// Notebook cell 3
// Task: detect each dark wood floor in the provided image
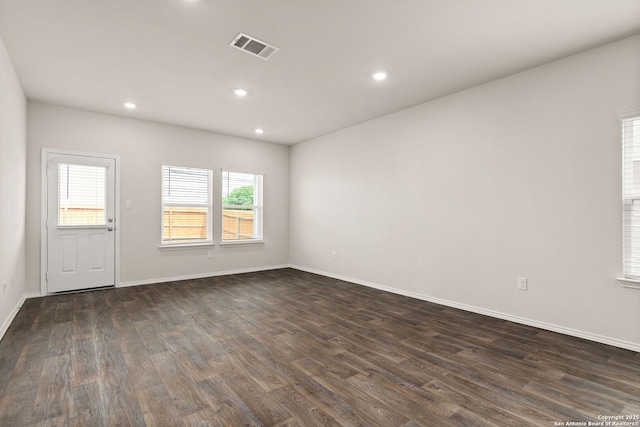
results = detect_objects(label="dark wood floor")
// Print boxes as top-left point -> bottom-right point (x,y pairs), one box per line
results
0,269 -> 638,426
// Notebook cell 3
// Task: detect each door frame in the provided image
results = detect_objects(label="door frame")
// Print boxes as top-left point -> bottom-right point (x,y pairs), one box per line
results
40,148 -> 121,295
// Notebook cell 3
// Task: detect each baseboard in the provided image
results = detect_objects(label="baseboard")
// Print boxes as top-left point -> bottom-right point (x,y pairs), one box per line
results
0,292 -> 41,342
118,264 -> 291,288
290,265 -> 640,353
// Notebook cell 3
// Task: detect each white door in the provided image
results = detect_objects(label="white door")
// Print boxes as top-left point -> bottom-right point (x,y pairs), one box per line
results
45,153 -> 116,293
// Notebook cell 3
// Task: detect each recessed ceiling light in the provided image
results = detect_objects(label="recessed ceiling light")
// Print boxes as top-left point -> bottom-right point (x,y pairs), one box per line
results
255,128 -> 264,134
234,89 -> 247,97
124,102 -> 137,109
372,71 -> 388,81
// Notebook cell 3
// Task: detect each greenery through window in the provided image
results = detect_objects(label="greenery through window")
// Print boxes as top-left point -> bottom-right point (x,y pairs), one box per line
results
222,171 -> 263,241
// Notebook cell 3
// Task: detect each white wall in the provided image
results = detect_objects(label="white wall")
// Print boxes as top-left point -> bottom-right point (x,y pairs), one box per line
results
290,36 -> 640,350
26,103 -> 289,291
0,36 -> 27,337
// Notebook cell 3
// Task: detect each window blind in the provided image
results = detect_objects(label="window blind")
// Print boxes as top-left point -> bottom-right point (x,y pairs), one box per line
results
222,171 -> 263,241
622,116 -> 640,278
58,163 -> 106,226
162,165 -> 213,244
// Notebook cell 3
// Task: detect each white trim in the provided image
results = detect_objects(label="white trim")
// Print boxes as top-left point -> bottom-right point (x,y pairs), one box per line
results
220,240 -> 265,246
41,148 -> 121,296
0,292 -> 41,342
616,277 -> 640,289
118,264 -> 289,288
290,265 -> 640,353
40,151 -> 47,296
159,242 -> 215,250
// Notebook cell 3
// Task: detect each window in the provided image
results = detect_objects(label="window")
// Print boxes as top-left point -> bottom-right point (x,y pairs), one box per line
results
58,163 -> 106,226
161,165 -> 213,245
622,115 -> 640,282
222,171 -> 263,242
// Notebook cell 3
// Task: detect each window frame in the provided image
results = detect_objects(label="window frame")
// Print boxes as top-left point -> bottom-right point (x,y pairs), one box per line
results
160,164 -> 214,248
618,113 -> 640,289
220,170 -> 264,245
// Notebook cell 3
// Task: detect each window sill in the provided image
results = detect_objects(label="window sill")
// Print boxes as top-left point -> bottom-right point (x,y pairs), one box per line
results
616,277 -> 640,290
220,240 -> 265,247
159,242 -> 215,250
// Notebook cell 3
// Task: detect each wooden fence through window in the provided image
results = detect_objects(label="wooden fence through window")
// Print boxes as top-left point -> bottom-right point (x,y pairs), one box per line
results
60,207 -> 255,241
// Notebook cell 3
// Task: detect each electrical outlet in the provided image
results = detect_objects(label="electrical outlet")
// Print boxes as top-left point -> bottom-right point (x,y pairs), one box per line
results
332,251 -> 337,260
517,277 -> 528,290
207,251 -> 213,259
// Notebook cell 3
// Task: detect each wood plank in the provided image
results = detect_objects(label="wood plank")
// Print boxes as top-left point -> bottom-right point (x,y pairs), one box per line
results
0,268 -> 637,426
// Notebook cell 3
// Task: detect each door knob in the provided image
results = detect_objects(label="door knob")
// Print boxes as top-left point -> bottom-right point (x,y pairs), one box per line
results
108,227 -> 113,231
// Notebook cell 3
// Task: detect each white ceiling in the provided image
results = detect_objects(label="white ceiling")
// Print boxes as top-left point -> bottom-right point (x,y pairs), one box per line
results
0,1 -> 638,144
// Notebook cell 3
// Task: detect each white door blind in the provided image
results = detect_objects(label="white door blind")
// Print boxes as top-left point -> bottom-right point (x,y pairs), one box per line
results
58,163 -> 106,226
622,116 -> 640,278
222,171 -> 263,241
162,165 -> 212,244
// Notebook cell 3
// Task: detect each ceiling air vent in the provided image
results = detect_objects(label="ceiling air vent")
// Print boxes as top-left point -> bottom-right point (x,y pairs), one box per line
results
230,33 -> 279,60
